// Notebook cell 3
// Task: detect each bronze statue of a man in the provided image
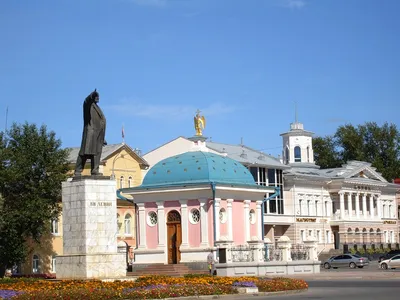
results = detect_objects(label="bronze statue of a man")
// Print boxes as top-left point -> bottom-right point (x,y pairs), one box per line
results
74,89 -> 107,176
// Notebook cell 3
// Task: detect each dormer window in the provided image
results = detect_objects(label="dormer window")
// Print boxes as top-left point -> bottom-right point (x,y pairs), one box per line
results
294,146 -> 301,162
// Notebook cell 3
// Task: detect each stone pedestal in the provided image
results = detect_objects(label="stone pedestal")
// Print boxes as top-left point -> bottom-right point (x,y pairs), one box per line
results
248,240 -> 265,263
56,178 -> 126,279
277,236 -> 292,262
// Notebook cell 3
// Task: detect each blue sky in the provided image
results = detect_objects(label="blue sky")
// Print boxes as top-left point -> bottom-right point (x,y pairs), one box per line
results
0,0 -> 399,157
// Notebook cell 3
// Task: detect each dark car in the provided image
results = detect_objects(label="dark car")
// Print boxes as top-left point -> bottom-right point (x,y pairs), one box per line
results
378,250 -> 400,263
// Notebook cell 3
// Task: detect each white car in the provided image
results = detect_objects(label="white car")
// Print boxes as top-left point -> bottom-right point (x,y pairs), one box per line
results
379,254 -> 400,269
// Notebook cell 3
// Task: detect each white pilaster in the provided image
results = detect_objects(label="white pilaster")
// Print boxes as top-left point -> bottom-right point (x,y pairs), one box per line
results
199,198 -> 209,247
369,194 -> 374,219
347,192 -> 353,218
376,194 -> 382,218
156,201 -> 165,249
244,200 -> 251,242
138,203 -> 147,249
227,199 -> 234,241
362,193 -> 367,219
355,193 -> 360,219
339,192 -> 345,219
215,198 -> 221,241
179,199 -> 189,248
256,200 -> 263,240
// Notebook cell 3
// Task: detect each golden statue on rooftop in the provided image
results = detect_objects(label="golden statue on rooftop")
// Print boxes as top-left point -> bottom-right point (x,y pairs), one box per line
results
194,109 -> 206,136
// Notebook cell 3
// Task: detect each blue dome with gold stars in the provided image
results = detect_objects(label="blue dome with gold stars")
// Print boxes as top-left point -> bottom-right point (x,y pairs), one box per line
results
141,151 -> 256,188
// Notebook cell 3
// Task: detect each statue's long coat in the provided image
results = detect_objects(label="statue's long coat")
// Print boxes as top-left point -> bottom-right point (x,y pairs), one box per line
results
78,95 -> 106,156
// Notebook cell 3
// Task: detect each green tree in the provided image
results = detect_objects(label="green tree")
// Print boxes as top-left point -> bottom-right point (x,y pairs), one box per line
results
314,122 -> 400,181
313,136 -> 343,169
0,123 -> 69,277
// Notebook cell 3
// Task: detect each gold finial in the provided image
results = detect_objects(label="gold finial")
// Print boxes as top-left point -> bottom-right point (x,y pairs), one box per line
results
194,109 -> 206,136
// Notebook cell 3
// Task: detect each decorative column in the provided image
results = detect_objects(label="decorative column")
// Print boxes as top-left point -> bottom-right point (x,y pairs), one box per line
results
377,195 -> 382,218
369,194 -> 375,219
215,198 -> 221,241
227,199 -> 234,241
256,200 -> 263,240
179,199 -> 189,248
199,198 -> 209,247
156,201 -> 165,249
137,203 -> 147,249
362,193 -> 367,219
339,192 -> 345,219
347,192 -> 353,218
355,193 -> 360,219
244,200 -> 251,242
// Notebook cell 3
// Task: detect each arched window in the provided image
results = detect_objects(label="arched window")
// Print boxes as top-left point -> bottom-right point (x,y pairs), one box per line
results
128,176 -> 133,188
120,176 -> 124,189
124,214 -> 132,235
294,146 -> 301,162
32,255 -> 40,274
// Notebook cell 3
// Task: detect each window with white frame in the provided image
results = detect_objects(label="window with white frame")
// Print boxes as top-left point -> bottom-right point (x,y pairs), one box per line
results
51,255 -> 56,273
32,255 -> 40,274
249,209 -> 256,224
308,229 -> 313,237
300,230 -> 305,242
294,146 -> 301,162
317,230 -> 321,243
120,176 -> 124,189
299,199 -> 303,215
325,201 -> 329,216
307,200 -> 311,216
307,146 -> 310,162
124,214 -> 132,235
219,208 -> 227,224
189,208 -> 200,224
384,230 -> 389,243
383,204 -> 386,218
390,231 -> 395,243
51,219 -> 59,234
315,200 -> 319,216
326,230 -> 331,243
128,176 -> 133,188
389,205 -> 392,218
147,211 -> 158,226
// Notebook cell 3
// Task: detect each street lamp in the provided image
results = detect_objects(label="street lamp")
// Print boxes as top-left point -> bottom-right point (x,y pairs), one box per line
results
111,153 -> 125,180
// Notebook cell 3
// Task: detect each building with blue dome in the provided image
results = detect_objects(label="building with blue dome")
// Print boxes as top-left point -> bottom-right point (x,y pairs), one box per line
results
121,137 -> 275,265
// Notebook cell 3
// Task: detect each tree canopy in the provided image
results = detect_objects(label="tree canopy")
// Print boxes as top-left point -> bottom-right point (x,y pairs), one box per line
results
0,122 -> 69,277
313,122 -> 400,181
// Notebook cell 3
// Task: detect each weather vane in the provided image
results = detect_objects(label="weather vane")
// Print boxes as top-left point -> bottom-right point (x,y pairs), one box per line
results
193,109 -> 206,136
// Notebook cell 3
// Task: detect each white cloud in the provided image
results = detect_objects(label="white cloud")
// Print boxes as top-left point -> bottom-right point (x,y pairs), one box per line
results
106,100 -> 236,121
127,0 -> 167,7
281,0 -> 306,9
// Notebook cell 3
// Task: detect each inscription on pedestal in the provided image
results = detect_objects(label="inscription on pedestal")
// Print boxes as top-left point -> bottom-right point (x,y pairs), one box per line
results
90,201 -> 112,207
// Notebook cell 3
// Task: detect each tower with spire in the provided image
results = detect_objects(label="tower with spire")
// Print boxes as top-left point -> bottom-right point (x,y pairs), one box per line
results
280,103 -> 315,166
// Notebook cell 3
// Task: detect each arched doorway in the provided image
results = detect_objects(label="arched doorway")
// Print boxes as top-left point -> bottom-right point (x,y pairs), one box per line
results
167,210 -> 182,264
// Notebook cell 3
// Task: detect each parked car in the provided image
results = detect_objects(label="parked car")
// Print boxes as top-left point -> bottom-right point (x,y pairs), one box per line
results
323,254 -> 369,269
378,250 -> 400,263
379,254 -> 400,269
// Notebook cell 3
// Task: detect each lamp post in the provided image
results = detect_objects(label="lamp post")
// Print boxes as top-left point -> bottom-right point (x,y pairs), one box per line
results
111,153 -> 125,180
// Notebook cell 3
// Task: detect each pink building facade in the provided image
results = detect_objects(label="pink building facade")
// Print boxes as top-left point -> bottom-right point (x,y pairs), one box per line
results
121,140 -> 274,264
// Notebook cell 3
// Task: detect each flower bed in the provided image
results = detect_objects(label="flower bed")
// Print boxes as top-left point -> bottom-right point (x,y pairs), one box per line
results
0,275 -> 308,299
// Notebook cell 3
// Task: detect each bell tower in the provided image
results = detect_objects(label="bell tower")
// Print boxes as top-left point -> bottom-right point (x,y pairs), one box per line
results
280,107 -> 314,166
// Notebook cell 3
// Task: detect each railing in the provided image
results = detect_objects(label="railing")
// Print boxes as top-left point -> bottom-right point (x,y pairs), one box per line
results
229,245 -> 255,262
262,245 -> 283,262
290,244 -> 309,260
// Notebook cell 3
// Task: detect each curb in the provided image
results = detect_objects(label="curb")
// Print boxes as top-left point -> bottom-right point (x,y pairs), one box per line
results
160,289 -> 307,299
